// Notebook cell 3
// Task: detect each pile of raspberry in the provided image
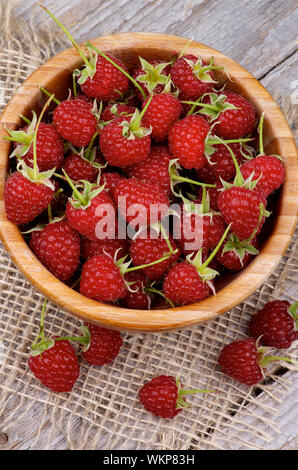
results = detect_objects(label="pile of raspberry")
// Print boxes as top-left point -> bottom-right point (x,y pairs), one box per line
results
4,50 -> 286,309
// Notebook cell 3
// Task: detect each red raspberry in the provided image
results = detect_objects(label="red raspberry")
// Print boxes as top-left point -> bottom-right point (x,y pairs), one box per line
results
217,186 -> 267,240
126,146 -> 172,196
163,261 -> 212,306
139,375 -> 181,418
62,153 -> 99,183
113,178 -> 169,226
101,103 -> 136,122
218,338 -> 263,386
216,235 -> 258,271
82,323 -> 123,365
99,116 -> 151,167
132,58 -> 171,101
30,220 -> 80,281
4,171 -> 54,225
129,232 -> 180,280
53,98 -> 97,147
80,254 -> 127,302
249,300 -> 298,349
196,162 -> 218,184
100,172 -> 126,199
240,155 -> 285,197
66,190 -> 116,241
80,237 -> 128,261
170,54 -> 215,100
208,91 -> 255,139
208,142 -> 245,182
17,123 -> 64,171
139,375 -> 207,419
142,94 -> 182,141
168,115 -> 210,169
120,272 -> 150,309
28,339 -> 80,392
80,53 -> 129,101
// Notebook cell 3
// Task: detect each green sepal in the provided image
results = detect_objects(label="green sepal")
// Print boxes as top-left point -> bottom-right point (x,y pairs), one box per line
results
73,46 -> 97,85
80,325 -> 91,352
30,338 -> 55,357
195,92 -> 239,122
222,233 -> 259,265
69,179 -> 106,210
5,112 -> 38,159
16,160 -> 56,190
136,57 -> 171,93
119,108 -> 152,140
184,58 -> 218,84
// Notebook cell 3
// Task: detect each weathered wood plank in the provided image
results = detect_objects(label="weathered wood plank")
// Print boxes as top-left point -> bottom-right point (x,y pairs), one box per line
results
15,0 -> 298,79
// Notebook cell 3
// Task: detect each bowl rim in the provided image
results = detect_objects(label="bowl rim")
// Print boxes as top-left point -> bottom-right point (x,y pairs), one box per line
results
0,32 -> 297,332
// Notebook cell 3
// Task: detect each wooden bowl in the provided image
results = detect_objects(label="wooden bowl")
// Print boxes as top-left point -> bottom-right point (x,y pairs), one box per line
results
0,33 -> 297,333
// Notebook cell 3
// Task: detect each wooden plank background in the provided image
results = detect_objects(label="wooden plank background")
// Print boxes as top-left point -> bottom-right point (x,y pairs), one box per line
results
1,0 -> 298,450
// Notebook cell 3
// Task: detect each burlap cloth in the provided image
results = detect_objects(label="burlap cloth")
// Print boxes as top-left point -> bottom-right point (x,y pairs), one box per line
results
0,2 -> 297,450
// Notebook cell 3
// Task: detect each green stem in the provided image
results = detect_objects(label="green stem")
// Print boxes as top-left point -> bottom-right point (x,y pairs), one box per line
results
126,249 -> 178,273
39,4 -> 92,71
177,38 -> 193,59
257,112 -> 265,155
30,299 -> 47,349
208,137 -> 253,145
171,173 -> 216,188
39,86 -> 60,105
84,130 -> 99,160
144,287 -> 175,308
19,114 -> 31,125
62,169 -> 88,206
47,203 -> 53,223
201,223 -> 231,269
260,355 -> 298,367
85,41 -> 147,99
72,73 -> 77,98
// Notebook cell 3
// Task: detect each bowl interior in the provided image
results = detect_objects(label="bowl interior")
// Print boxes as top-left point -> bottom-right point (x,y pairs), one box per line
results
0,33 -> 297,332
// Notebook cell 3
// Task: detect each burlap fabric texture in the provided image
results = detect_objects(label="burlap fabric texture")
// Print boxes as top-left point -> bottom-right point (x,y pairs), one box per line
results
0,1 -> 297,450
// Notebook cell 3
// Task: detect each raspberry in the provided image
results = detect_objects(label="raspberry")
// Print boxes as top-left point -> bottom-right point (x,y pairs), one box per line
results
218,338 -> 263,386
53,98 -> 97,147
113,178 -> 169,226
240,155 -> 285,197
129,232 -> 180,280
62,153 -> 99,183
28,339 -> 80,392
82,323 -> 123,365
80,53 -> 129,101
207,91 -> 255,139
163,261 -> 211,306
4,171 -> 54,225
101,103 -> 136,122
99,115 -> 151,167
139,375 -> 182,419
16,122 -> 64,171
120,272 -> 150,309
80,254 -> 127,302
217,186 -> 267,240
168,115 -> 210,169
126,146 -> 172,196
66,188 -> 116,241
170,54 -> 215,100
80,237 -> 128,261
142,94 -> 182,142
30,220 -> 80,281
249,300 -> 298,349
216,235 -> 258,271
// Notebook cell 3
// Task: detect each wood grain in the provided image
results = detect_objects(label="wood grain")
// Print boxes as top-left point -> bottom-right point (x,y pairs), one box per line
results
0,33 -> 297,332
15,0 -> 298,79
